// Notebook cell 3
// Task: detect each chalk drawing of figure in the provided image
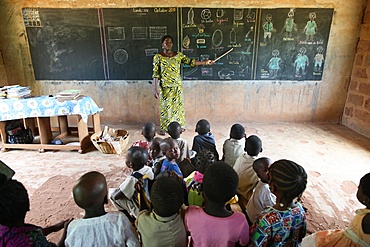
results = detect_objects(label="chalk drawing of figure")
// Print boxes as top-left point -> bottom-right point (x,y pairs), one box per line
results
267,49 -> 282,79
294,47 -> 309,76
187,8 -> 195,25
262,14 -> 274,44
283,9 -> 297,38
314,46 -> 325,72
303,12 -> 317,41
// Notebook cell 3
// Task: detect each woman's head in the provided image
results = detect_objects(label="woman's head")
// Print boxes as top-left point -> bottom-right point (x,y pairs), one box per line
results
202,161 -> 238,204
161,35 -> 174,51
268,159 -> 307,202
0,175 -> 30,226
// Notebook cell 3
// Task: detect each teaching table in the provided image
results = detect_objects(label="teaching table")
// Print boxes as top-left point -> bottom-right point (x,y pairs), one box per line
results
0,96 -> 102,153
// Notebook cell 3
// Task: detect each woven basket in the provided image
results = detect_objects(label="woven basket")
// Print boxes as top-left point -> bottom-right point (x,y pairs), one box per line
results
91,129 -> 129,155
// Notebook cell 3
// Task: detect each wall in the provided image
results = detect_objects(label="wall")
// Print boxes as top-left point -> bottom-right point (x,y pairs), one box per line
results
342,0 -> 370,138
0,0 -> 367,127
0,50 -> 8,86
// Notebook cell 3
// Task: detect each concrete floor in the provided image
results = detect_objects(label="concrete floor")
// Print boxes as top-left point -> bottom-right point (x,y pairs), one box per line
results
1,122 -> 370,240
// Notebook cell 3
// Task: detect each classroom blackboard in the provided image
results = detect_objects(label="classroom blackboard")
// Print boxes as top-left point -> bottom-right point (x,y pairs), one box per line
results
181,8 -> 258,80
255,8 -> 334,80
24,7 -> 333,81
103,8 -> 177,80
180,8 -> 333,81
24,8 -> 177,80
25,9 -> 104,80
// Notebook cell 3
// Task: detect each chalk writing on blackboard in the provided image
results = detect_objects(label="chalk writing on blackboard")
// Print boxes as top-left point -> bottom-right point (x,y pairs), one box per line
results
23,8 -> 41,27
145,48 -> 158,56
132,27 -> 148,40
108,27 -> 125,40
149,26 -> 167,39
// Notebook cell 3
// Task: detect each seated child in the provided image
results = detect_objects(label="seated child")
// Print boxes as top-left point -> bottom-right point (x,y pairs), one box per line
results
233,135 -> 263,204
66,171 -> 140,247
245,157 -> 276,225
110,146 -> 154,219
222,123 -> 246,167
131,122 -> 156,150
149,137 -> 164,169
132,122 -> 156,162
186,149 -> 216,206
191,119 -> 219,160
185,161 -> 250,246
136,176 -> 187,247
159,138 -> 183,178
168,121 -> 191,163
248,159 -> 307,246
0,173 -> 70,246
301,172 -> 370,247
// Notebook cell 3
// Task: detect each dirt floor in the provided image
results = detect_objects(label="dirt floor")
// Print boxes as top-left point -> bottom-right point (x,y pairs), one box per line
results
1,122 -> 370,243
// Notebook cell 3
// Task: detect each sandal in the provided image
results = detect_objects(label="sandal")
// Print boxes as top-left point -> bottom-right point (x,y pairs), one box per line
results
158,129 -> 166,135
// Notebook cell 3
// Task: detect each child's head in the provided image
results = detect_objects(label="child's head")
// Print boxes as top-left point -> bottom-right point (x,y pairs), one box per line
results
142,122 -> 156,142
245,135 -> 263,156
203,161 -> 238,204
149,137 -> 163,160
230,123 -> 245,140
126,146 -> 149,170
357,172 -> 370,207
268,159 -> 307,202
0,175 -> 29,226
195,119 -> 210,135
73,171 -> 108,211
160,138 -> 180,161
151,176 -> 183,217
193,149 -> 216,174
168,121 -> 182,139
253,157 -> 272,183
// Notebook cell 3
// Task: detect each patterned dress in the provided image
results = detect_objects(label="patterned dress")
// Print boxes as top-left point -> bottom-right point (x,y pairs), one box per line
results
301,208 -> 370,247
0,224 -> 55,247
152,52 -> 195,131
248,203 -> 307,247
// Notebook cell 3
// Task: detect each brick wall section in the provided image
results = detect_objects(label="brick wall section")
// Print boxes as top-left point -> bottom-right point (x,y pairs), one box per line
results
342,0 -> 370,138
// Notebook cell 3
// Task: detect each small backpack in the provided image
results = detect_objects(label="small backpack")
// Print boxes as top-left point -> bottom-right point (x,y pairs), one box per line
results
132,172 -> 152,211
5,120 -> 34,144
187,179 -> 204,207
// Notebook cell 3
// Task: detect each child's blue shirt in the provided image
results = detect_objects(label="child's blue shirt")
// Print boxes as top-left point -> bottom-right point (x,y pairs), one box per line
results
160,159 -> 183,177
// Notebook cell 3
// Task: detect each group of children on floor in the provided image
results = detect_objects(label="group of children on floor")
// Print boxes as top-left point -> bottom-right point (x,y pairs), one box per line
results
0,119 -> 369,246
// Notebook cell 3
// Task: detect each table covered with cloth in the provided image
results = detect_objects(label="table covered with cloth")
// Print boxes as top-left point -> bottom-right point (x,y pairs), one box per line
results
0,96 -> 102,123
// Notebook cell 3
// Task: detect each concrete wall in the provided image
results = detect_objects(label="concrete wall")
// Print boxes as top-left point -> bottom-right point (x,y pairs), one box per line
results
342,1 -> 370,138
0,0 -> 367,127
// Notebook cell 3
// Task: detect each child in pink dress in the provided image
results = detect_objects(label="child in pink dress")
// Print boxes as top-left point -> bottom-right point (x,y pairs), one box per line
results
184,161 -> 249,246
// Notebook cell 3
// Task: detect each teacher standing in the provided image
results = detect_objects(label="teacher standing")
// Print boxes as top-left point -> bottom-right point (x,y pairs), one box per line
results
153,35 -> 213,135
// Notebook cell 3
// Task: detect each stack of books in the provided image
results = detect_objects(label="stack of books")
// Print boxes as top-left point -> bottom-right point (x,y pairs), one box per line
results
56,89 -> 83,101
6,85 -> 32,99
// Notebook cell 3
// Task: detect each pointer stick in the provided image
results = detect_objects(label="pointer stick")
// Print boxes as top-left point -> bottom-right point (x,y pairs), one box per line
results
213,48 -> 234,62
